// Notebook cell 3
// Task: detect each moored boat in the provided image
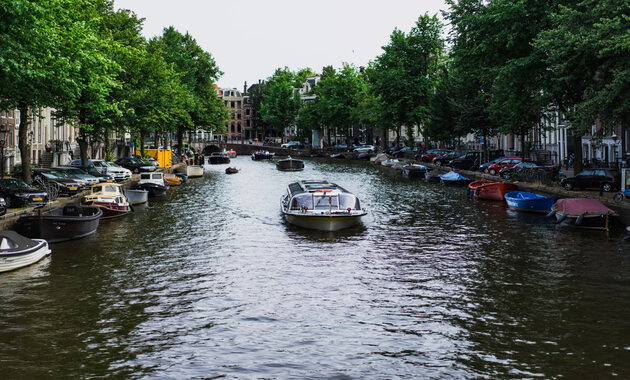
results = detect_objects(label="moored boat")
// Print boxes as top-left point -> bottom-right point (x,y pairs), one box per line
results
381,158 -> 399,167
402,164 -> 427,178
209,152 -> 230,164
164,173 -> 183,186
276,156 -> 304,171
226,149 -> 237,158
548,198 -> 617,231
82,183 -> 132,218
281,180 -> 367,231
440,171 -> 470,186
504,191 -> 559,213
0,231 -> 51,273
13,204 -> 102,243
252,151 -> 274,160
123,189 -> 149,205
174,164 -> 204,178
425,168 -> 443,183
468,179 -> 519,201
136,172 -> 168,197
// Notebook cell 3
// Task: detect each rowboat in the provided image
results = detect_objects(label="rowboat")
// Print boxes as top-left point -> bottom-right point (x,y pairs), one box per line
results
440,171 -> 470,186
504,191 -> 559,213
402,164 -> 426,178
468,179 -> 519,201
0,231 -> 51,273
548,198 -> 617,231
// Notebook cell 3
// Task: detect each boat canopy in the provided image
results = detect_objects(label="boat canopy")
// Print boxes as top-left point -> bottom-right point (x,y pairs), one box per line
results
553,198 -> 615,215
289,192 -> 360,211
441,171 -> 469,181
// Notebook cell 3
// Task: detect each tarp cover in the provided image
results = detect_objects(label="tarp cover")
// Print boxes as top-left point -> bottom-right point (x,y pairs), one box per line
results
553,198 -> 615,215
441,171 -> 469,181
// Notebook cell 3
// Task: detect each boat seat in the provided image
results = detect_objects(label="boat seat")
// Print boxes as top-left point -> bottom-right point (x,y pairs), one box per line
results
62,205 -> 83,217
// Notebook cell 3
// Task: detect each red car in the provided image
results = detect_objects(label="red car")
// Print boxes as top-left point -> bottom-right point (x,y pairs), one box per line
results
487,157 -> 523,175
416,149 -> 450,162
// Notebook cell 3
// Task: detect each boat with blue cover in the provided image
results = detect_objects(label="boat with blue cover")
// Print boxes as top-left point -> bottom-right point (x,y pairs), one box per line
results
440,171 -> 470,186
504,191 -> 560,213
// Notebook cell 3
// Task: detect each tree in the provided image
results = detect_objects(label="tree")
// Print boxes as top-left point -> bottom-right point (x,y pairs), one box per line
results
261,67 -> 301,139
367,14 -> 444,147
0,0 -> 112,183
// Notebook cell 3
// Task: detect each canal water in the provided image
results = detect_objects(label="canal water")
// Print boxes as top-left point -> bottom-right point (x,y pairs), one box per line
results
1,156 -> 629,378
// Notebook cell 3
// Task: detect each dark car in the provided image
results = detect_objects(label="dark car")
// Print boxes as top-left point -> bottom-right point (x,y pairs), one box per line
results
0,178 -> 49,208
499,161 -> 559,179
416,149 -> 449,162
451,150 -> 505,170
115,157 -> 156,173
432,151 -> 460,166
391,146 -> 412,158
32,168 -> 83,196
0,197 -> 6,216
560,168 -> 621,192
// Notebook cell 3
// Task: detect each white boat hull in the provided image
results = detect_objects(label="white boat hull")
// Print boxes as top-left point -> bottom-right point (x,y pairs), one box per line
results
284,212 -> 364,231
187,165 -> 204,178
0,240 -> 51,273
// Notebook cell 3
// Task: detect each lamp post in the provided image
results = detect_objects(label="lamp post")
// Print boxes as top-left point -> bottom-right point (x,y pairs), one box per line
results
0,127 -> 7,178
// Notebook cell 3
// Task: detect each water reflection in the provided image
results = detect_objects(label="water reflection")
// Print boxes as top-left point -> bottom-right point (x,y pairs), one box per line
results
1,156 -> 629,378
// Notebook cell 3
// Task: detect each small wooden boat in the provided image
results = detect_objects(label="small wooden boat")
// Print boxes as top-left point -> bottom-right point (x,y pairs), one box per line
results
136,172 -> 168,197
174,164 -> 204,178
440,171 -> 470,186
123,189 -> 149,205
402,164 -> 427,178
468,179 -> 519,201
174,173 -> 188,183
548,198 -> 617,231
504,191 -> 559,213
381,158 -> 399,167
13,204 -> 102,243
0,231 -> 51,273
209,152 -> 230,164
425,168 -> 443,183
225,167 -> 240,174
281,180 -> 367,231
164,173 -> 182,186
82,183 -> 132,218
251,151 -> 274,160
276,156 -> 304,171
226,149 -> 237,158
372,153 -> 388,165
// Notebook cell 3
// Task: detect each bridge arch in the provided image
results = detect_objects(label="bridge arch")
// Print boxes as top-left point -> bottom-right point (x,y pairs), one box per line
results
202,144 -> 222,155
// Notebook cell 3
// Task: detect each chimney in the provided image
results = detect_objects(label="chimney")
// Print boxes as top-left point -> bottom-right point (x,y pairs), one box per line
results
244,81 -> 247,94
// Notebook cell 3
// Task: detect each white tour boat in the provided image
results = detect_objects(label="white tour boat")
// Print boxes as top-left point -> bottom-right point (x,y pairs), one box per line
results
281,180 -> 366,231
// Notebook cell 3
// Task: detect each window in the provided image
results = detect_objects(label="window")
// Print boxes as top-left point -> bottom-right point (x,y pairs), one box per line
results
237,123 -> 241,133
314,195 -> 339,210
237,113 -> 241,120
230,101 -> 235,108
237,101 -> 241,108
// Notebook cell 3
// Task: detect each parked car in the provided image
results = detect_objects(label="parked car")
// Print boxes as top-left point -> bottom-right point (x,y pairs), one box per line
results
70,159 -> 131,181
53,166 -> 101,185
486,157 -> 523,175
499,161 -> 559,179
0,197 -> 6,216
281,141 -> 304,149
450,150 -> 505,170
432,151 -> 460,166
0,178 -> 49,208
353,145 -> 375,154
391,146 -> 412,158
560,168 -> 621,192
136,156 -> 160,168
32,168 -> 83,196
479,156 -> 517,173
417,149 -> 450,162
115,157 -> 156,173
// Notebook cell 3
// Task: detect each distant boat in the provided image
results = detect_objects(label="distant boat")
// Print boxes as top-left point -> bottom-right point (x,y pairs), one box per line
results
0,231 -> 51,273
13,204 -> 102,243
504,191 -> 559,213
123,189 -> 149,205
252,151 -> 274,160
209,152 -> 230,164
440,171 -> 470,186
175,164 -> 204,178
225,167 -> 240,174
276,156 -> 304,171
548,198 -> 617,231
468,179 -> 519,201
226,149 -> 237,158
402,164 -> 427,178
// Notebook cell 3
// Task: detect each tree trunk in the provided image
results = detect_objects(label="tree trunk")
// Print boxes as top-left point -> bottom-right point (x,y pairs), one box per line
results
78,129 -> 89,169
573,134 -> 583,174
140,132 -> 145,157
154,130 -> 159,151
177,127 -> 183,156
18,104 -> 31,184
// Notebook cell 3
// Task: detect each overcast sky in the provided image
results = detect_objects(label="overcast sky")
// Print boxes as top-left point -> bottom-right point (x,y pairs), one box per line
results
113,0 -> 450,89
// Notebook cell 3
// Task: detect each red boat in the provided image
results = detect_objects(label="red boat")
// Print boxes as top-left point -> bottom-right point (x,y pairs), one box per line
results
468,179 -> 519,201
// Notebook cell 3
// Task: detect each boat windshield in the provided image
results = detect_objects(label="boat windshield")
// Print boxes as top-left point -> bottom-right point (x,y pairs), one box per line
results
339,194 -> 360,210
290,194 -> 313,210
314,194 -> 339,210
